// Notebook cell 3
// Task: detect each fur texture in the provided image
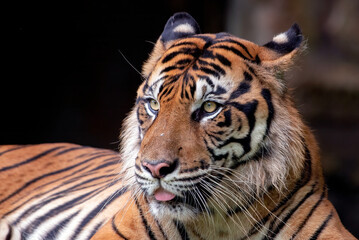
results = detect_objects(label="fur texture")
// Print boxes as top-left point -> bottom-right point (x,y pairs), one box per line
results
0,12 -> 356,240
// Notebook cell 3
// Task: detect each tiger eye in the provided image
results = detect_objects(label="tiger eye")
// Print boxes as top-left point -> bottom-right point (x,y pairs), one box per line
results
149,99 -> 160,111
203,101 -> 217,113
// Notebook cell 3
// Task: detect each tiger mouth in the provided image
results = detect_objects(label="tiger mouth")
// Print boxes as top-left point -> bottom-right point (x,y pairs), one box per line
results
147,187 -> 207,211
149,194 -> 199,210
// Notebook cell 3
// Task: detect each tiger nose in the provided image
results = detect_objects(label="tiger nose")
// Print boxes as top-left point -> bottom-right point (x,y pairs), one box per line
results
142,161 -> 177,178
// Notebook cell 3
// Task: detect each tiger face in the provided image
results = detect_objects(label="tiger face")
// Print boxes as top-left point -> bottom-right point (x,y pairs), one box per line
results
121,12 -> 305,222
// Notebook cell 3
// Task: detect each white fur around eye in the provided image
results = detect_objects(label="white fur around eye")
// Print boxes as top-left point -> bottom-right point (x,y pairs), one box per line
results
144,101 -> 158,118
200,106 -> 223,122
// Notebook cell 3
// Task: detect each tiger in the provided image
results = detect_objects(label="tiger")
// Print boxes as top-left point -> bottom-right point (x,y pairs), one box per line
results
0,12 -> 356,240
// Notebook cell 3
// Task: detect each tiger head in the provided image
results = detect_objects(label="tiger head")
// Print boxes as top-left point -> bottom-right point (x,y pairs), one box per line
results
120,12 -> 306,222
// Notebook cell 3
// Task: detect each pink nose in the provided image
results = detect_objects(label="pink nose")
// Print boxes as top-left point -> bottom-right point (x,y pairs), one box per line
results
142,161 -> 175,178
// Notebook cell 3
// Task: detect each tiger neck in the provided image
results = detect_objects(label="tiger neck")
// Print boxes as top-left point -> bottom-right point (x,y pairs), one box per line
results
178,133 -> 324,240
180,183 -> 325,240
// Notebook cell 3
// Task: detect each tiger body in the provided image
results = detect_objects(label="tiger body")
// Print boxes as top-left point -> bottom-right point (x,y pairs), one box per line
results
0,12 -> 356,240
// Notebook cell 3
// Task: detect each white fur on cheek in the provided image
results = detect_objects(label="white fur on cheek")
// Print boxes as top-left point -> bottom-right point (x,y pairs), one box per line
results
119,107 -> 141,185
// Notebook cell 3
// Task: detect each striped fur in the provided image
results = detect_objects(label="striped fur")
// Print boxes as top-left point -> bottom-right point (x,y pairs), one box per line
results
0,144 -> 129,239
1,12 -> 356,240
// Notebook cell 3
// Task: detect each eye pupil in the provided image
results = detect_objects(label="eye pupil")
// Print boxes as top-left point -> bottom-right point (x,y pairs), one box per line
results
203,101 -> 217,113
150,99 -> 160,111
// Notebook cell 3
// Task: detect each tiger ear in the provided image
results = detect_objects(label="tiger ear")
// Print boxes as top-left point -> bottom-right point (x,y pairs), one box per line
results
257,24 -> 304,72
142,12 -> 201,78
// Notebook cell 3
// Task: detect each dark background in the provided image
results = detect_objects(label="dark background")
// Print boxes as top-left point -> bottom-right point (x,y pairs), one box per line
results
2,0 -> 358,236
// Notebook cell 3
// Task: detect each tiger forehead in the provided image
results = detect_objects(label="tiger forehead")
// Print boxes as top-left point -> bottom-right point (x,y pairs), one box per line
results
145,33 -> 258,100
154,33 -> 258,80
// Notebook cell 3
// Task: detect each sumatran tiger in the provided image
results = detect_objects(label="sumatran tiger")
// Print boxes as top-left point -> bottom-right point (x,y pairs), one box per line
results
0,12 -> 356,240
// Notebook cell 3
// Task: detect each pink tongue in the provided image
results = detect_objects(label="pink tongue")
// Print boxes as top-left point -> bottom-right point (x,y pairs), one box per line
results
154,189 -> 175,202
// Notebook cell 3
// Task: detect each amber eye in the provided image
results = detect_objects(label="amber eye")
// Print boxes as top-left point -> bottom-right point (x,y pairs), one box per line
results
149,99 -> 160,111
203,101 -> 218,113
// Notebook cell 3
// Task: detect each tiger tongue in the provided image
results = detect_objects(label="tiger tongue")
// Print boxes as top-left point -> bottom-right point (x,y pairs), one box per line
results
154,189 -> 175,202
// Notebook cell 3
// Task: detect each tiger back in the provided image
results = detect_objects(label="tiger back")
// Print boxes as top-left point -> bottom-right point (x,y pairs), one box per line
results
0,12 -> 356,240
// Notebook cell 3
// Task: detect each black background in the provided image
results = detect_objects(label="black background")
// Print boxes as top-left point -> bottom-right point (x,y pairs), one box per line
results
3,0 -> 227,150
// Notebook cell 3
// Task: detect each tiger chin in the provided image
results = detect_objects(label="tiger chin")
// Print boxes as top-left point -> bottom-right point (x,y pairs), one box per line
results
0,12 -> 356,240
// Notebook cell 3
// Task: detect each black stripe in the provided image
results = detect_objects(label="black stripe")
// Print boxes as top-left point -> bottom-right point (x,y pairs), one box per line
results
247,65 -> 256,76
111,216 -> 129,240
215,39 -> 253,58
0,145 -> 29,157
200,50 -> 215,59
144,197 -> 169,240
70,187 -> 128,239
21,190 -> 98,235
173,173 -> 205,182
162,49 -> 190,63
176,58 -> 193,65
162,74 -> 181,87
180,161 -> 210,173
220,100 -> 258,164
261,89 -> 274,135
217,110 -> 232,127
162,47 -> 200,64
160,66 -> 177,74
243,143 -> 312,239
89,158 -> 121,172
243,71 -> 253,81
0,146 -> 64,172
3,164 -> 91,217
135,172 -> 150,181
168,41 -> 198,50
229,82 -> 250,100
184,88 -> 190,99
309,210 -> 334,240
159,85 -> 175,101
227,100 -> 257,132
211,85 -> 227,95
264,183 -> 317,239
12,178 -> 109,225
0,153 -> 114,206
208,62 -> 226,76
62,173 -> 118,188
5,223 -> 12,240
54,146 -> 88,156
198,59 -> 209,66
198,59 -> 226,76
75,150 -> 114,159
203,38 -> 214,50
290,186 -> 326,239
135,197 -> 157,240
201,50 -> 232,68
255,55 -> 261,64
206,144 -> 229,162
215,53 -> 231,67
199,66 -> 220,79
89,221 -> 105,240
175,220 -> 190,240
43,211 -> 80,239
196,75 -> 213,88
212,45 -> 251,62
189,81 -> 196,99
